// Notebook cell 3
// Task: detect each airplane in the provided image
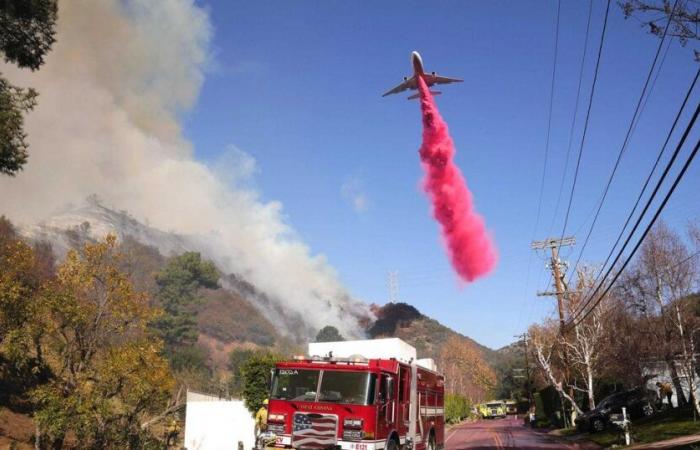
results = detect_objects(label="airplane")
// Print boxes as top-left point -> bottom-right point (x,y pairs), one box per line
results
382,51 -> 463,99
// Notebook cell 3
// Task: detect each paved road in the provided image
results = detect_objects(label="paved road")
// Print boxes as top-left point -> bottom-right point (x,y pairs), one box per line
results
445,416 -> 599,450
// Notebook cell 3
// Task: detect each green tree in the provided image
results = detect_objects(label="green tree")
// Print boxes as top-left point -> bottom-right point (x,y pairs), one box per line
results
241,351 -> 281,415
315,325 -> 344,342
444,394 -> 471,424
0,0 -> 58,175
228,348 -> 255,395
151,252 -> 219,362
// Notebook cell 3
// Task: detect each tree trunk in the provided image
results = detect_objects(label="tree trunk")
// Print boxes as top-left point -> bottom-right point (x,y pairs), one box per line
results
534,343 -> 583,416
587,365 -> 596,411
35,421 -> 41,450
666,356 -> 688,406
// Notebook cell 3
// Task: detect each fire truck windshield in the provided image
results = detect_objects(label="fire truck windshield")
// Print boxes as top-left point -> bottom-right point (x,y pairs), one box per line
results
318,371 -> 375,405
271,369 -> 376,405
271,369 -> 319,401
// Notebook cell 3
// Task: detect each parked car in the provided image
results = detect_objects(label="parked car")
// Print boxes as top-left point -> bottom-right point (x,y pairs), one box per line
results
575,388 -> 657,432
505,400 -> 518,415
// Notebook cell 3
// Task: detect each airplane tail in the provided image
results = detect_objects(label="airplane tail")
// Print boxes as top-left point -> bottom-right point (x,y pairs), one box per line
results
408,91 -> 441,100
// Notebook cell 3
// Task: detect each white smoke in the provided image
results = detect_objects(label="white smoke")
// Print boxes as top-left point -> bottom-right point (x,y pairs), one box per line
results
0,0 -> 369,339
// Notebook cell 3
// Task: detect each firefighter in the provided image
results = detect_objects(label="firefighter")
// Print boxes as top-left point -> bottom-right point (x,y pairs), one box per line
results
656,381 -> 674,408
255,399 -> 269,438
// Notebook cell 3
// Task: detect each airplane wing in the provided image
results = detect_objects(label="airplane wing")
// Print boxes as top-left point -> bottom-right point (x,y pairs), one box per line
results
382,76 -> 416,97
424,74 -> 463,85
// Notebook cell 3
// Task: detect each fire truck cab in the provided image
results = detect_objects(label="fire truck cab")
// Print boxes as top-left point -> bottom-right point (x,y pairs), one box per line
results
264,338 -> 444,450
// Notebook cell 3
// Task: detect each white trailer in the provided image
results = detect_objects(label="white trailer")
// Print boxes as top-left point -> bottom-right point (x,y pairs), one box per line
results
184,390 -> 255,450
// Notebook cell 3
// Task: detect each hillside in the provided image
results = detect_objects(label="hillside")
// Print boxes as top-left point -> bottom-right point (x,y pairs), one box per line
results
12,203 -> 501,374
368,302 -> 499,365
17,199 -> 370,343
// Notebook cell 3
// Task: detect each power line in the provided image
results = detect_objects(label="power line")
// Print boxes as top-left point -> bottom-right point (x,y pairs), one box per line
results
559,0 -> 611,244
564,0 -> 680,284
523,0 -> 562,336
669,250 -> 700,271
533,0 -> 563,239
570,136 -> 700,328
569,84 -> 700,323
548,0 -> 594,235
586,68 -> 700,290
568,105 -> 700,328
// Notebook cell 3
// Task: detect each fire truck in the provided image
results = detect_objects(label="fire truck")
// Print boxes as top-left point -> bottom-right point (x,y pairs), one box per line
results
263,338 -> 444,450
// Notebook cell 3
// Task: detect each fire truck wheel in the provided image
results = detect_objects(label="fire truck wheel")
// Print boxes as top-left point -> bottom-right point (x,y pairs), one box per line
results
386,437 -> 399,450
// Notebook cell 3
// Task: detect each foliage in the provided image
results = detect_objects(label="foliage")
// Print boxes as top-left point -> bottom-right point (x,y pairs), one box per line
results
0,230 -> 178,448
118,236 -> 166,299
368,302 -> 422,336
0,216 -> 54,368
169,344 -> 210,373
492,342 -> 528,402
25,236 -> 175,448
438,335 -> 496,404
315,325 -> 344,342
527,221 -> 700,428
585,406 -> 700,447
0,217 -> 54,413
240,351 -> 282,415
152,252 -> 219,354
0,78 -> 37,176
369,302 -> 500,367
0,0 -> 57,176
444,394 -> 471,424
0,0 -> 57,70
620,0 -> 700,47
197,288 -> 277,346
228,348 -> 256,395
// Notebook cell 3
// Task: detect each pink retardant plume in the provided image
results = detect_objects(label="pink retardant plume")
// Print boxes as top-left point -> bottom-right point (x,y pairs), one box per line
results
417,76 -> 497,282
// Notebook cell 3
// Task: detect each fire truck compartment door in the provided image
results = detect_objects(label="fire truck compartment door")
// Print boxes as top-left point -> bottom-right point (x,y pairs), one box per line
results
378,374 -> 396,433
409,363 -> 418,442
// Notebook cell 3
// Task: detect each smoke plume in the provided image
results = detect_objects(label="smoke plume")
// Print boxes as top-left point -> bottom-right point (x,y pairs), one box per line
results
0,0 -> 369,339
417,77 -> 497,282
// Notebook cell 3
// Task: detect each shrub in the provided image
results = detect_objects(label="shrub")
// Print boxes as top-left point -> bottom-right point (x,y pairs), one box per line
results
445,394 -> 471,424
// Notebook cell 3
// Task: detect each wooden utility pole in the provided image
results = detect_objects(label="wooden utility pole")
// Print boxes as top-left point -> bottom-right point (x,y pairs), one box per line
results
531,236 -> 576,426
532,236 -> 575,331
514,333 -> 533,409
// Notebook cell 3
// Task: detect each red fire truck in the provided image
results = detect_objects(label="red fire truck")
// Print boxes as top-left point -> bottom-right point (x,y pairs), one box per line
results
263,339 -> 444,450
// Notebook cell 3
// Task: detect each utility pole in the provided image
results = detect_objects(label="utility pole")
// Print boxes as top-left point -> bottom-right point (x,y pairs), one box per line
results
514,333 -> 533,409
531,236 -> 576,427
532,236 -> 575,332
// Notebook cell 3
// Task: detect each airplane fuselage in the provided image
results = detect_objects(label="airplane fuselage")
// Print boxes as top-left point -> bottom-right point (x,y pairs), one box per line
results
412,51 -> 425,76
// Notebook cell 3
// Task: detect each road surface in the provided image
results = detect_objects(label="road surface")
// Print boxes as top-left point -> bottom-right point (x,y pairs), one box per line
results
445,416 -> 600,450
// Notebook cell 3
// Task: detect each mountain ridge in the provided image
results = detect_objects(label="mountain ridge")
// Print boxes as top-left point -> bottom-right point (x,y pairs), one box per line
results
18,199 -> 369,343
14,201 -> 500,371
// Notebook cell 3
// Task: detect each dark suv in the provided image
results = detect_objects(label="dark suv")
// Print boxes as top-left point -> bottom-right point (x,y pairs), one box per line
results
575,388 -> 657,432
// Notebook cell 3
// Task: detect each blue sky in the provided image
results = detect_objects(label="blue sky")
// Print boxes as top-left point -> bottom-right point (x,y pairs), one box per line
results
184,0 -> 700,349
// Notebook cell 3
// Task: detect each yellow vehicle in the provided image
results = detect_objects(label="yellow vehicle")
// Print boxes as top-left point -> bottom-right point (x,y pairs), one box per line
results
479,401 -> 506,419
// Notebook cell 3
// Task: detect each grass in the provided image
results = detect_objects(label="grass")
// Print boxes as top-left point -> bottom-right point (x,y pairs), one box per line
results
552,427 -> 579,437
581,407 -> 700,448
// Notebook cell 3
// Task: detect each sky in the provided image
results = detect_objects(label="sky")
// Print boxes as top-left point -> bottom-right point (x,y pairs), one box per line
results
183,0 -> 700,349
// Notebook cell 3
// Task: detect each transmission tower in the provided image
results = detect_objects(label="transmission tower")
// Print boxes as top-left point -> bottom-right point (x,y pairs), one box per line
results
388,270 -> 399,303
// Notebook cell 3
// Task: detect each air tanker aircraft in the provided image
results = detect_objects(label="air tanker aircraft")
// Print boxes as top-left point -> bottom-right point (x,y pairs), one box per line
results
382,51 -> 463,99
